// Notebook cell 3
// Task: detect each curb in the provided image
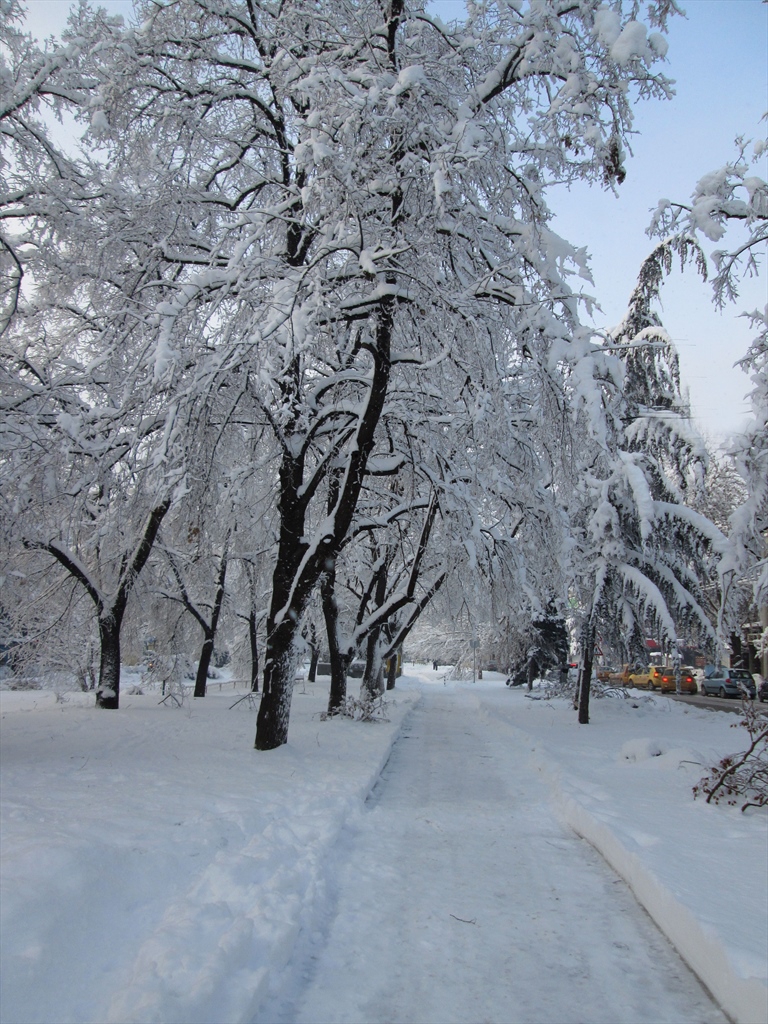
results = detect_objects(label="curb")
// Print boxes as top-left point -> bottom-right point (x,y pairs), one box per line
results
530,748 -> 768,1024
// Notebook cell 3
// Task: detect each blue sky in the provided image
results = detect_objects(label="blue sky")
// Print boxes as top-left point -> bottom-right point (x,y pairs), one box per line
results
21,0 -> 768,444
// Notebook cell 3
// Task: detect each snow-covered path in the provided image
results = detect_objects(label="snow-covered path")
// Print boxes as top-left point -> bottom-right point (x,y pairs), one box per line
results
260,689 -> 727,1024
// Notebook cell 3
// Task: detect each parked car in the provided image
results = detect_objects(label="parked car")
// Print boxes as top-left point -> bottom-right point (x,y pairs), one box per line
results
316,658 -> 366,678
699,667 -> 756,699
628,665 -> 664,690
658,667 -> 698,694
597,664 -> 632,685
610,664 -> 634,686
759,678 -> 768,703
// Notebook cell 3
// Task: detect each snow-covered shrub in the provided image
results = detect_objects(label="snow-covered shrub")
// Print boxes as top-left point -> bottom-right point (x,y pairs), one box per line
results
693,703 -> 768,812
3,675 -> 41,691
319,694 -> 391,723
448,664 -> 474,682
144,654 -> 192,703
596,683 -> 634,700
540,673 -> 576,701
541,673 -> 632,702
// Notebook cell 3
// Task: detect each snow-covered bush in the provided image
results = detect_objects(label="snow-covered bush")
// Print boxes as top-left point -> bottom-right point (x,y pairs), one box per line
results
542,672 -> 634,703
319,694 -> 391,723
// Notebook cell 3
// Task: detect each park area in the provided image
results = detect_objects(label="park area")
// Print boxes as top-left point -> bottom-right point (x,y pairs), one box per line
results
1,666 -> 766,1024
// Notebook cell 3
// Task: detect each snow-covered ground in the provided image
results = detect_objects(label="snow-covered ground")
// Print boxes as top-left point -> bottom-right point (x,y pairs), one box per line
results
1,666 -> 766,1024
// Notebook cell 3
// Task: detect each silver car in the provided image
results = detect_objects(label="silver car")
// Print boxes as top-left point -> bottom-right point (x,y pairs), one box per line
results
699,667 -> 756,699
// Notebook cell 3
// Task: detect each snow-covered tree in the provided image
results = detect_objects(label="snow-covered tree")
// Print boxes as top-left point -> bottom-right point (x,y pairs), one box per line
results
157,527 -> 231,699
567,242 -> 728,723
0,4 -> 210,706
525,602 -> 569,687
2,0 -> 686,746
0,0 -> 97,336
0,287 -> 177,708
326,487 -> 447,705
693,452 -> 748,535
649,133 -> 768,658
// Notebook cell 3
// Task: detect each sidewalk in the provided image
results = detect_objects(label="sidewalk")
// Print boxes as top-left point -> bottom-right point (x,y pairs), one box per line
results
256,687 -> 731,1024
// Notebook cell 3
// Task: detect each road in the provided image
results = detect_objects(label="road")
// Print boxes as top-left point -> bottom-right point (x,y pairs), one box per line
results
670,692 -> 767,715
257,689 -> 727,1024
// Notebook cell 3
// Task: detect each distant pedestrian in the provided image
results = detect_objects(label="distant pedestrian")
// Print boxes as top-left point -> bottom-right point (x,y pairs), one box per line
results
433,660 -> 438,670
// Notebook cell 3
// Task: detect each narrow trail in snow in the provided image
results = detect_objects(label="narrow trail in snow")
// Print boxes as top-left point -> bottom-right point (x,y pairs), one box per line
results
257,689 -> 727,1024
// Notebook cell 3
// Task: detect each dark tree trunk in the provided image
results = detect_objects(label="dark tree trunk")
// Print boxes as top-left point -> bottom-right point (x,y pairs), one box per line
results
379,572 -> 445,689
255,492 -> 314,747
104,500 -> 171,708
254,296 -> 393,750
193,548 -> 228,698
255,472 -> 315,749
578,623 -> 597,725
361,629 -> 384,699
323,474 -> 348,714
96,611 -> 122,709
305,621 -> 319,682
326,649 -> 349,714
308,647 -> 319,683
355,502 -> 443,700
36,500 -> 170,711
249,609 -> 259,692
194,633 -> 214,698
323,562 -> 349,714
255,615 -> 302,750
361,557 -> 388,699
386,651 -> 398,690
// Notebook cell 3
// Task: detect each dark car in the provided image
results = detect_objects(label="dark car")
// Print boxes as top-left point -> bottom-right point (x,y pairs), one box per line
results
758,678 -> 768,703
699,667 -> 756,699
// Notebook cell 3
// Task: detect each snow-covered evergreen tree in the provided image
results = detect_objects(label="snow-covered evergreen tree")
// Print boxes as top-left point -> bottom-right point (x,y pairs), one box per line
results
650,132 -> 767,670
567,242 -> 728,722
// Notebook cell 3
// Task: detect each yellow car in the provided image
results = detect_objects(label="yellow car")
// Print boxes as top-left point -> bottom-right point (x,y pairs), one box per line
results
628,666 -> 664,690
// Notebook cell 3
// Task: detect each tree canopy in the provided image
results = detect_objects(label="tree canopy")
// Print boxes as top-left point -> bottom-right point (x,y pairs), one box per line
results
1,0 -> 747,743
